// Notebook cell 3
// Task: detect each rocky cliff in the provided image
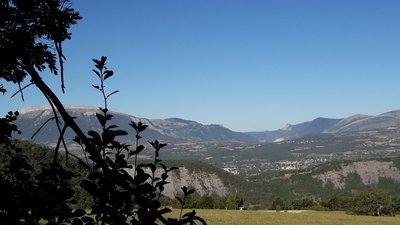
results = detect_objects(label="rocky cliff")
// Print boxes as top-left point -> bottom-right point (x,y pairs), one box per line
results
313,160 -> 400,189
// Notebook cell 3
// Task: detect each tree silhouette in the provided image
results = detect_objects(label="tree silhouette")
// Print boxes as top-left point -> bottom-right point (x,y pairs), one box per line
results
0,1 -> 206,224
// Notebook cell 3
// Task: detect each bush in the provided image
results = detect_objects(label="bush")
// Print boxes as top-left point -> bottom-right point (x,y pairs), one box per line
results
291,198 -> 315,210
350,190 -> 394,216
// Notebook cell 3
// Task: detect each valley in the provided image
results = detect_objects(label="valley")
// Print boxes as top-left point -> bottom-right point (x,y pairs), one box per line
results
161,127 -> 400,176
13,106 -> 400,176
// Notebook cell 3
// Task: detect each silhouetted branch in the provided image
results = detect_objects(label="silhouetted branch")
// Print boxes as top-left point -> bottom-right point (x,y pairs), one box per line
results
12,82 -> 34,99
31,116 -> 59,140
54,124 -> 68,164
55,41 -> 66,93
43,94 -> 71,164
17,82 -> 25,101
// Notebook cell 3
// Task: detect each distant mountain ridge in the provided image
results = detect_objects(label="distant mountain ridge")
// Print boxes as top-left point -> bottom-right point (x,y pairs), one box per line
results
324,110 -> 400,133
13,106 -> 256,146
247,110 -> 400,142
13,106 -> 400,145
247,117 -> 341,142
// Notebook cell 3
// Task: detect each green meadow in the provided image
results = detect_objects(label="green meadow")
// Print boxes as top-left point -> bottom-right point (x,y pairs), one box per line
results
169,209 -> 400,225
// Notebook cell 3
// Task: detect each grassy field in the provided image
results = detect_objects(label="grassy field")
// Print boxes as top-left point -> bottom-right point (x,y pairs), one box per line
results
168,209 -> 400,225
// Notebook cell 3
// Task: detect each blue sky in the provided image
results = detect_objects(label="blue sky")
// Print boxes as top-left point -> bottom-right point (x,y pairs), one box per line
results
2,0 -> 400,132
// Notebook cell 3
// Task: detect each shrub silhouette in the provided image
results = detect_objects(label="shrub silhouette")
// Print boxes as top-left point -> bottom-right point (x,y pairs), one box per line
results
0,1 -> 206,224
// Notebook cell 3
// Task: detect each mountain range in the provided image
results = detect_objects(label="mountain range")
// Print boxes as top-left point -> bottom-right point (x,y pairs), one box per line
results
13,106 -> 256,145
249,110 -> 400,142
12,105 -> 400,146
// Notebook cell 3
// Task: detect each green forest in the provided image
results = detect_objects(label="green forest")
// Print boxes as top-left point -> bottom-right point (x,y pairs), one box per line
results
2,141 -> 400,218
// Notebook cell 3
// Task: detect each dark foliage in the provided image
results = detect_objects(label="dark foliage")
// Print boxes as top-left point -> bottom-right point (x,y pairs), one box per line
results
350,190 -> 394,216
0,111 -> 20,146
0,140 -> 85,224
270,198 -> 291,211
0,0 -> 81,92
291,198 -> 315,210
0,1 -> 206,224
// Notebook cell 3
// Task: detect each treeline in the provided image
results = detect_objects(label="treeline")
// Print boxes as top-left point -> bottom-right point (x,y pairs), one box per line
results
162,193 -> 244,210
3,141 -> 400,217
270,190 -> 400,216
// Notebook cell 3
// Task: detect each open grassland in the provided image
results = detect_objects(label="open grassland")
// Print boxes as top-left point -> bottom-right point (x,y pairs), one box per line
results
170,209 -> 400,225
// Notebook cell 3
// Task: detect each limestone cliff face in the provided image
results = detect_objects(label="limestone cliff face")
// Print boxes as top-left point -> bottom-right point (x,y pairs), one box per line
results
126,167 -> 229,199
313,160 -> 400,189
162,167 -> 229,198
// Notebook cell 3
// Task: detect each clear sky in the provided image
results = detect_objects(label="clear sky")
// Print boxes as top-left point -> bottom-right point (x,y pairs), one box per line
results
2,0 -> 400,132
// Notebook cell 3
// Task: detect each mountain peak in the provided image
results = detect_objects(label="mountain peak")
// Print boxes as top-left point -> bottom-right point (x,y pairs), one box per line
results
281,123 -> 292,131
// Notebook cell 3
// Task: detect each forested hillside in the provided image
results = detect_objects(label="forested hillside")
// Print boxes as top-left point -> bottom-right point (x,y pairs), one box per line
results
3,140 -> 400,210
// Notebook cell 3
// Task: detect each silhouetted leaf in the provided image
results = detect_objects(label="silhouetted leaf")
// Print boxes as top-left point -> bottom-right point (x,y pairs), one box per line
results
106,157 -> 116,168
100,107 -> 108,114
156,181 -> 169,188
183,210 -> 196,219
129,121 -> 138,130
80,180 -> 97,197
158,207 -> 172,215
92,58 -> 100,65
138,122 -> 148,132
81,216 -> 95,223
106,90 -> 119,98
159,185 -> 165,193
187,189 -> 196,196
137,145 -> 145,152
72,209 -> 86,217
160,163 -> 167,170
148,164 -> 156,174
181,186 -> 188,194
106,125 -> 118,129
130,143 -> 145,155
102,130 -> 115,145
87,130 -> 101,145
95,113 -> 106,127
100,56 -> 107,65
176,197 -> 183,205
161,173 -> 168,181
92,69 -> 101,78
133,168 -> 150,184
103,70 -> 114,80
113,129 -> 128,136
148,140 -> 157,149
